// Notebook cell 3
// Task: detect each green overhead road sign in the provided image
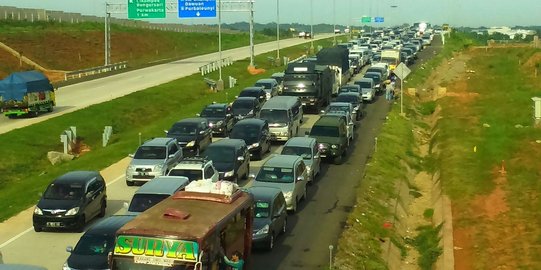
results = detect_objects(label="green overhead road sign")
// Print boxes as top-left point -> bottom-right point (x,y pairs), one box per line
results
361,16 -> 371,23
128,0 -> 166,19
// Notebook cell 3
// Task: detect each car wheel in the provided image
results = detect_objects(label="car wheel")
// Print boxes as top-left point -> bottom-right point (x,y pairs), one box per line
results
33,225 -> 42,232
267,233 -> 275,251
308,171 -> 315,185
333,155 -> 343,165
126,180 -> 134,186
281,218 -> 287,234
98,200 -> 106,218
243,164 -> 250,179
76,215 -> 86,233
302,185 -> 307,201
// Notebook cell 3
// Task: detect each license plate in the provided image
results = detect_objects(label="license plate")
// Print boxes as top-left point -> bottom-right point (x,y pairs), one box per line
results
139,172 -> 148,176
46,222 -> 62,227
320,154 -> 327,158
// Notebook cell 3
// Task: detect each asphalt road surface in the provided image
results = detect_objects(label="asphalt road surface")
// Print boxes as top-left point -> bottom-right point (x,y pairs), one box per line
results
0,34 -> 334,135
0,35 -> 443,269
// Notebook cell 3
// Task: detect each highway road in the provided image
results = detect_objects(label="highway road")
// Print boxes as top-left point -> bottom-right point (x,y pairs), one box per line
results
0,36 -> 443,269
0,34 -> 334,135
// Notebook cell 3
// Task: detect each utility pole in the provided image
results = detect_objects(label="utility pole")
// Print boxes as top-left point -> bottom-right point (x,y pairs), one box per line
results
217,0 -> 224,90
249,0 -> 255,67
310,0 -> 314,53
333,0 -> 336,45
104,2 -> 111,66
276,0 -> 280,65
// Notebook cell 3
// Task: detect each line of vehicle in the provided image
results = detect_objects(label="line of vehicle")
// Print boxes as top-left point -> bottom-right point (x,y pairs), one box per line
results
0,174 -> 126,249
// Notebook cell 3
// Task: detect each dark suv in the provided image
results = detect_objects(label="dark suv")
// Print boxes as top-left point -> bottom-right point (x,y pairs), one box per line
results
64,215 -> 135,270
231,97 -> 261,121
203,139 -> 250,183
33,171 -> 107,232
238,86 -> 267,105
198,103 -> 235,136
308,116 -> 349,164
166,117 -> 212,156
230,119 -> 271,160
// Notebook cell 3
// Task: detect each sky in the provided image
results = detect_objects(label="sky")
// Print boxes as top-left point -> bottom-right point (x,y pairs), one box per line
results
1,0 -> 540,27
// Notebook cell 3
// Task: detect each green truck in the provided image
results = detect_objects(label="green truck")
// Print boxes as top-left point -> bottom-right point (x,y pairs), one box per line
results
0,71 -> 56,118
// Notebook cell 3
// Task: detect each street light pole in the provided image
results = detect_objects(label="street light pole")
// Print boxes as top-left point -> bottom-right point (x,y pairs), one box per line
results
217,0 -> 224,90
276,0 -> 280,64
310,0 -> 314,53
333,0 -> 336,45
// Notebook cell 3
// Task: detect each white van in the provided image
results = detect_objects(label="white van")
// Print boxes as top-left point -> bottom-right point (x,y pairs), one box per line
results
260,96 -> 303,142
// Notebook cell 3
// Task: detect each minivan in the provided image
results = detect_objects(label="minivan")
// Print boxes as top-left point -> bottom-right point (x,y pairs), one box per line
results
230,119 -> 271,160
63,215 -> 135,270
249,186 -> 288,250
125,176 -> 190,215
204,139 -> 250,182
259,96 -> 303,142
281,137 -> 321,183
252,155 -> 308,213
33,171 -> 107,232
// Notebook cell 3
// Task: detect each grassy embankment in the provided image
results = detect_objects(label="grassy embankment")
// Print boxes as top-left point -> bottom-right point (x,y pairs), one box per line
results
434,44 -> 541,268
334,32 -> 477,270
0,37 -> 334,222
0,20 -> 275,76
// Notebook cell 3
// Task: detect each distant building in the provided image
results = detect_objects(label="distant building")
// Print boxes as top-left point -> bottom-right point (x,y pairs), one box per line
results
486,26 -> 536,39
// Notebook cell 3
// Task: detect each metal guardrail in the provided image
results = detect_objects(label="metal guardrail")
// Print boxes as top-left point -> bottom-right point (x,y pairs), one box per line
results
199,57 -> 233,76
64,61 -> 128,81
290,55 -> 307,63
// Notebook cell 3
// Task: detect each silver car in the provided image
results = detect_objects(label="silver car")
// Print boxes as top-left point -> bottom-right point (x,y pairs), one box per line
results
125,138 -> 183,186
281,137 -> 321,183
252,155 -> 308,213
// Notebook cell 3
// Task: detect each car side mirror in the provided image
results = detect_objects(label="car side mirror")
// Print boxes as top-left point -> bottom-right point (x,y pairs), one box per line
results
226,113 -> 232,117
86,192 -> 93,199
66,246 -> 73,253
196,113 -> 201,117
199,130 -> 205,134
249,174 -> 256,180
296,176 -> 304,182
128,153 -> 134,158
164,130 -> 169,134
168,154 -> 176,159
237,156 -> 245,161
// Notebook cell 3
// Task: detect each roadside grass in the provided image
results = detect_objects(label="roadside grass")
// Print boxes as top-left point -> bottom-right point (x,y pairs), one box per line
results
432,42 -> 541,267
334,32 -> 477,269
0,38 -> 334,221
405,223 -> 443,270
0,20 -> 275,72
334,105 -> 417,269
436,47 -> 541,201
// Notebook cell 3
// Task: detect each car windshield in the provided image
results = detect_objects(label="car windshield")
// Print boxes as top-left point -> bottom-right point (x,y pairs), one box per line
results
168,123 -> 198,136
204,147 -> 235,163
168,169 -> 203,181
73,234 -> 113,255
254,82 -> 272,90
340,87 -> 359,93
256,167 -> 294,183
356,81 -> 372,88
282,146 -> 312,159
260,109 -> 288,123
362,88 -> 373,94
133,146 -> 166,159
310,125 -> 339,137
128,194 -> 169,213
336,95 -> 358,103
239,90 -> 260,98
232,100 -> 254,109
200,107 -> 226,118
231,125 -> 260,140
254,201 -> 270,218
43,183 -> 84,200
364,74 -> 381,84
328,105 -> 350,113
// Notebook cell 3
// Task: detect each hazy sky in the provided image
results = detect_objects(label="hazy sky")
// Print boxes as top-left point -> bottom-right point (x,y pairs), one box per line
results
1,0 -> 540,27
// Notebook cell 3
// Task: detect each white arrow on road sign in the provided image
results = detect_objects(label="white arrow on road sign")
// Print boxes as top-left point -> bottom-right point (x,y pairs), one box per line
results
196,11 -> 201,16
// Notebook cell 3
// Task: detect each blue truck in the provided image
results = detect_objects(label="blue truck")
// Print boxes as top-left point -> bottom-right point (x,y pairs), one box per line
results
0,71 -> 56,118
